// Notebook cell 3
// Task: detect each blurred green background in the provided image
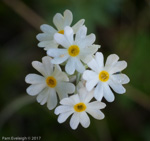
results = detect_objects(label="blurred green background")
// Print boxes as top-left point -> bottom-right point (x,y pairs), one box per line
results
0,0 -> 150,140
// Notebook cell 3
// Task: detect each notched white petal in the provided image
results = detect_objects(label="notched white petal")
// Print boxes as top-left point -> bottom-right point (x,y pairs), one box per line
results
86,78 -> 99,91
112,74 -> 130,84
40,24 -> 56,34
110,61 -> 127,74
25,74 -> 45,84
94,83 -> 103,101
32,61 -> 46,76
87,101 -> 106,109
70,113 -> 80,130
60,97 -> 74,106
56,82 -> 75,100
95,52 -> 104,68
65,58 -> 76,75
54,33 -> 70,48
53,13 -> 64,30
79,112 -> 90,128
79,33 -> 96,48
58,111 -> 74,123
72,19 -> 85,33
55,105 -> 73,115
42,56 -> 53,76
51,56 -> 68,64
38,41 -> 58,49
75,59 -> 85,74
75,25 -> 87,42
86,109 -> 105,120
47,89 -> 57,110
36,33 -> 53,41
105,54 -> 119,67
108,80 -> 126,94
64,9 -> 73,26
64,26 -> 74,45
103,84 -> 115,102
87,58 -> 100,73
26,83 -> 46,96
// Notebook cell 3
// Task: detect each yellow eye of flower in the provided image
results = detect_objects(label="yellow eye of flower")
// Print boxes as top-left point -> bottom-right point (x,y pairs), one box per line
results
46,76 -> 57,88
68,45 -> 80,57
58,30 -> 64,34
74,102 -> 86,112
99,71 -> 109,82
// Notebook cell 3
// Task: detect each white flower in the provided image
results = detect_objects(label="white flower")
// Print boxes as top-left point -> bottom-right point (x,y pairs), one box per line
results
25,56 -> 75,110
47,26 -> 100,75
55,88 -> 106,130
82,52 -> 130,102
36,9 -> 85,50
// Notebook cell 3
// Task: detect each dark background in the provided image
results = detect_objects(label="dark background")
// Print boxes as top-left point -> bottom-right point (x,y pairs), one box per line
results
0,0 -> 150,140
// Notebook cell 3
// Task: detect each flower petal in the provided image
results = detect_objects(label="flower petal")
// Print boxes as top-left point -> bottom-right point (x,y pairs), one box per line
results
56,82 -> 75,100
94,82 -> 104,101
47,88 -> 57,110
36,87 -> 49,104
75,58 -> 85,73
55,105 -> 74,115
75,25 -> 87,43
53,65 -> 69,81
42,56 -> 53,76
78,34 -> 96,48
65,58 -> 75,75
70,94 -> 80,104
40,24 -> 57,34
72,19 -> 85,33
80,44 -> 100,64
79,112 -> 90,128
40,92 -> 49,105
87,58 -> 100,73
60,97 -> 74,106
108,79 -> 126,94
70,113 -> 80,130
51,56 -> 69,64
78,88 -> 93,103
103,83 -> 115,102
32,61 -> 46,76
36,33 -> 53,41
111,74 -> 130,84
95,52 -> 104,68
110,61 -> 127,74
86,79 -> 99,92
82,70 -> 98,81
26,83 -> 46,96
64,10 -> 73,27
84,72 -> 99,91
58,110 -> 74,123
54,33 -> 70,48
38,41 -> 58,50
47,48 -> 67,58
25,74 -> 45,84
86,109 -> 105,120
53,13 -> 64,30
87,101 -> 106,109
105,54 -> 119,67
64,26 -> 74,45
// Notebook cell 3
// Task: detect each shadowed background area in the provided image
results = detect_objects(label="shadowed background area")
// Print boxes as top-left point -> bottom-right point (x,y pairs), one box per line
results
0,0 -> 150,140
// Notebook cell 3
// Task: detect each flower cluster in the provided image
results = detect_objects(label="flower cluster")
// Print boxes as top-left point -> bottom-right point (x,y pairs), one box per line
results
25,10 -> 130,130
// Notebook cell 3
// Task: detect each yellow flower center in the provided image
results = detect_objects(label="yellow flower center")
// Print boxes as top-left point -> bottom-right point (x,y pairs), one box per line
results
58,30 -> 64,34
74,102 -> 86,112
68,45 -> 80,57
46,76 -> 57,88
99,71 -> 109,82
